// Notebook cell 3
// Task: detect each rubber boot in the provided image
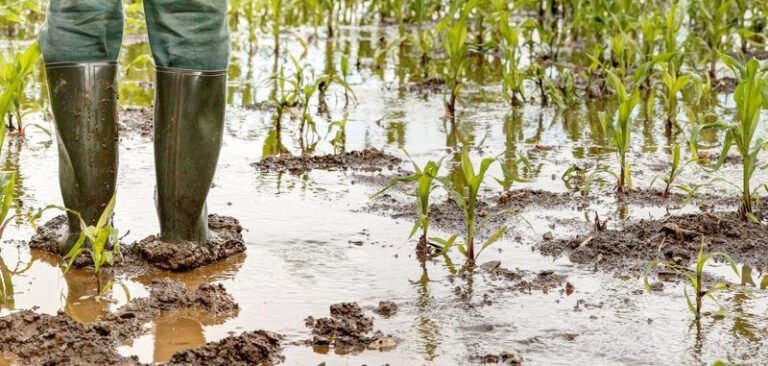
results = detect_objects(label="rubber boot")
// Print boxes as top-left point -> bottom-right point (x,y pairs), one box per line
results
45,62 -> 119,255
153,67 -> 226,243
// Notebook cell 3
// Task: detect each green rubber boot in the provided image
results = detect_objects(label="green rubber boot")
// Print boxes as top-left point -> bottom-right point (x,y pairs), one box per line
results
153,67 -> 226,243
45,62 -> 119,254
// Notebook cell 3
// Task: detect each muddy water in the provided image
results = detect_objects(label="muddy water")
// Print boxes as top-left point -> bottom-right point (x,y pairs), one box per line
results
2,26 -> 768,365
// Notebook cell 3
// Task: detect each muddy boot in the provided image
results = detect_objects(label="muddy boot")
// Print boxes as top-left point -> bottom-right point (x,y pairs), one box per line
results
44,62 -> 119,255
153,67 -> 226,243
135,67 -> 244,271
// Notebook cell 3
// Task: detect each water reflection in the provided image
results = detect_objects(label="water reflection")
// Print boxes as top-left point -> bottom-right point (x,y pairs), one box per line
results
412,259 -> 440,361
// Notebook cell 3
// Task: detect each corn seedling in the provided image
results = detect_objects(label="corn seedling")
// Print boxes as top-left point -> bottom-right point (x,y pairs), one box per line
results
372,152 -> 443,255
645,242 -> 739,319
498,16 -> 525,107
435,148 -> 507,265
600,71 -> 640,193
63,194 -> 120,289
658,62 -> 691,126
0,42 -> 41,136
649,143 -> 694,199
437,0 -> 477,118
690,58 -> 767,221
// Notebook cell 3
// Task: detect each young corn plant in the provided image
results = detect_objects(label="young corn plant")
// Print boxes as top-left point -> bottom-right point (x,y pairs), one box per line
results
0,42 -> 41,136
435,148 -> 507,265
658,62 -> 691,126
437,0 -> 477,118
372,152 -> 444,256
600,72 -> 640,193
645,242 -> 739,319
499,15 -> 525,107
63,194 -> 120,290
649,143 -> 694,199
690,58 -> 767,221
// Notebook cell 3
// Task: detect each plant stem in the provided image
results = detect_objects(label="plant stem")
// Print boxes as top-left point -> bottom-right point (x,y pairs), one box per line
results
467,199 -> 475,263
618,154 -> 626,193
742,164 -> 752,219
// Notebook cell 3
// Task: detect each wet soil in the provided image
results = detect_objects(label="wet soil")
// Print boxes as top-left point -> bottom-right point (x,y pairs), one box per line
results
252,148 -> 402,175
134,215 -> 247,271
119,107 -> 153,138
479,261 -> 568,296
373,300 -> 398,317
538,211 -> 768,271
28,215 -> 119,268
367,188 -> 589,238
30,214 -> 247,272
0,280 -> 241,365
304,302 -> 396,353
473,351 -> 524,365
165,330 -> 283,366
399,76 -> 446,94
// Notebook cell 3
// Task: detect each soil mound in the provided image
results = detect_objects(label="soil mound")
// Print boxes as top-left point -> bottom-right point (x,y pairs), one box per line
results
0,280 -> 241,366
252,148 -> 402,174
304,302 -> 396,352
166,330 -> 283,365
134,214 -> 247,271
538,211 -> 768,270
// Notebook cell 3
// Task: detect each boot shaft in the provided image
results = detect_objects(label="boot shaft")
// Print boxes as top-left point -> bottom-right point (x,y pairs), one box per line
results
153,67 -> 226,243
45,62 -> 119,230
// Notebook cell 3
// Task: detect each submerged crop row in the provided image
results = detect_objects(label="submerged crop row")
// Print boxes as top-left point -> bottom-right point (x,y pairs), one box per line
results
3,0 -> 768,347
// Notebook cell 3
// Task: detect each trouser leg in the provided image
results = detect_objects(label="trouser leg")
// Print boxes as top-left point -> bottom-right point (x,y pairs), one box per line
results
144,0 -> 229,243
39,1 -> 122,254
39,0 -> 124,64
143,0 -> 229,70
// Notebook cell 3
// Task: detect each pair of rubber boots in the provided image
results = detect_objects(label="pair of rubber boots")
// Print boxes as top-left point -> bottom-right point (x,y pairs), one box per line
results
45,61 -> 226,254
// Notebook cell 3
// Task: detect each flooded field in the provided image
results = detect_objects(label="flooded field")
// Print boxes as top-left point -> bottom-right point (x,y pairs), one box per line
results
3,1 -> 768,365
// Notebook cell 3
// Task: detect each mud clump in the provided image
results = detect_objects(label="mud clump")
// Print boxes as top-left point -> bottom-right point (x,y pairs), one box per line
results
373,301 -> 398,317
474,351 -> 524,365
538,211 -> 768,270
134,214 -> 247,271
252,148 -> 402,175
166,330 -> 283,366
0,310 -> 140,366
0,280 -> 240,366
136,279 -> 240,316
304,302 -> 396,352
29,215 -> 112,268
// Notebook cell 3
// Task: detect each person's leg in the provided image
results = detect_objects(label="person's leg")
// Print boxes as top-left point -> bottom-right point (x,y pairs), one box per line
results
38,0 -> 122,254
143,0 -> 229,243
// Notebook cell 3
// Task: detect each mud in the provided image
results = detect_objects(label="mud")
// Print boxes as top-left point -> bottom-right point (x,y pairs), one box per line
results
28,215 -> 115,268
119,107 -> 153,138
133,214 -> 247,271
165,330 -> 283,366
538,210 -> 768,271
399,76 -> 446,94
30,214 -> 246,272
483,263 -> 568,295
473,351 -> 524,365
304,302 -> 396,353
29,215 -> 71,254
373,300 -> 398,317
0,280 -> 239,365
252,148 -> 402,174
368,188 -> 587,237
